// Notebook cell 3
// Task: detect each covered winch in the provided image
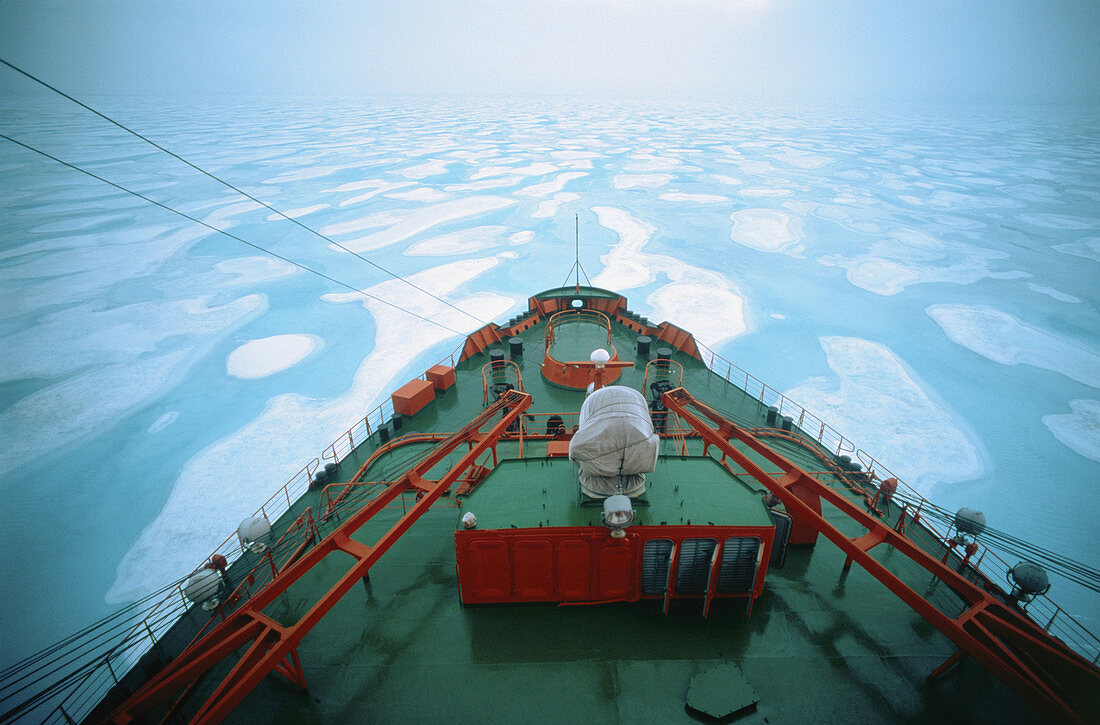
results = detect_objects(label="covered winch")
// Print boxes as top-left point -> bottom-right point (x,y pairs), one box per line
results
568,385 -> 659,498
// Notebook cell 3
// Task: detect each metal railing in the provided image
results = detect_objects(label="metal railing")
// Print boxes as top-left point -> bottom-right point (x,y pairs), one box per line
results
694,340 -> 1100,664
25,344 -> 472,724
859,453 -> 1100,664
19,323 -> 1098,724
544,309 -> 612,350
481,359 -> 524,405
695,341 -> 858,459
321,347 -> 462,463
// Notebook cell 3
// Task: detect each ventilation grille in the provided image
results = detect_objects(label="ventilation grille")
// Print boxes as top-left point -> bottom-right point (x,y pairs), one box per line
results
641,539 -> 673,594
718,537 -> 761,593
675,538 -> 717,594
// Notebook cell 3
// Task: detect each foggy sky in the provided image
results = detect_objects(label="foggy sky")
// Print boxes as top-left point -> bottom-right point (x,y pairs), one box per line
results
1,0 -> 1098,104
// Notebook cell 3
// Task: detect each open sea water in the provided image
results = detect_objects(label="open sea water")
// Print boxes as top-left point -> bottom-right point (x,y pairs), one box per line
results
1,94 -> 1097,668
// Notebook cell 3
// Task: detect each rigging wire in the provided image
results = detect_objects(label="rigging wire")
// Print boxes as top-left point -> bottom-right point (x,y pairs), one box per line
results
0,57 -> 489,329
0,133 -> 468,336
700,399 -> 1100,593
889,493 -> 1100,593
0,525 -> 316,722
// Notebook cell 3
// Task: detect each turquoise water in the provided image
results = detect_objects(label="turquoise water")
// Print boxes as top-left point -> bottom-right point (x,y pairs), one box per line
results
1,95 -> 1097,667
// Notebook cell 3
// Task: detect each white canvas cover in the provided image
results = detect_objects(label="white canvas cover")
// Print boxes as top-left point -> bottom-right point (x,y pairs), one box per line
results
569,385 -> 658,497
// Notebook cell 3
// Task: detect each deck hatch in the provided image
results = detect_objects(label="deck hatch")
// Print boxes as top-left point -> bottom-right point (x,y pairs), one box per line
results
675,538 -> 718,594
641,538 -> 674,594
717,537 -> 761,593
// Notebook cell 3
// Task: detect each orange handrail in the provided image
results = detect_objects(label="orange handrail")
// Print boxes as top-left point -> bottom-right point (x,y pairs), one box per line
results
641,358 -> 683,394
662,386 -> 1099,723
544,309 -> 612,351
481,359 -> 524,405
108,391 -> 534,724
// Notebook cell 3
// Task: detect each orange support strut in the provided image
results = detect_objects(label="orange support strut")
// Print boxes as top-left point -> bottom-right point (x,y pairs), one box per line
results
661,387 -> 1099,724
108,390 -> 533,724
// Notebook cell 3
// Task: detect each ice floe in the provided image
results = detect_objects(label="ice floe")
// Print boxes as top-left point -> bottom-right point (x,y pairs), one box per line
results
612,174 -> 674,190
201,200 -> 263,228
28,212 -> 136,235
509,231 -> 534,245
471,162 -> 557,180
624,154 -> 682,172
107,257 -> 515,603
384,187 -> 451,203
334,196 -> 515,253
768,148 -> 834,169
0,224 -> 213,319
148,411 -> 179,434
1053,237 -> 1100,263
1027,283 -> 1081,303
393,159 -> 453,179
591,206 -> 747,347
739,188 -> 792,198
646,282 -> 747,348
729,209 -> 804,254
1042,400 -> 1100,462
1018,213 -> 1100,230
327,179 -> 407,194
818,232 -> 1010,296
658,193 -> 730,204
337,181 -> 416,207
214,256 -> 297,285
226,334 -> 322,379
444,177 -> 525,192
551,150 -> 602,162
531,192 -> 580,219
927,190 -> 1023,210
265,204 -> 328,221
926,304 -> 1100,388
784,337 -> 985,491
261,165 -> 344,184
517,172 -> 587,198
0,294 -> 268,472
404,226 -> 508,256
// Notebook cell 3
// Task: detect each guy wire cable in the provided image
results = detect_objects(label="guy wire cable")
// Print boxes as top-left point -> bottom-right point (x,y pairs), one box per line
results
0,133 -> 468,336
0,57 -> 489,328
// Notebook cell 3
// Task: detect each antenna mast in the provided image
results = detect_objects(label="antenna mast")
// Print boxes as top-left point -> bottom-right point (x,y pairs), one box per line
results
562,212 -> 592,293
575,214 -> 580,293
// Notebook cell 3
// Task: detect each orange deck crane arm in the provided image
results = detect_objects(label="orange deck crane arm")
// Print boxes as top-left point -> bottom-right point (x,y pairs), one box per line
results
108,390 -> 533,724
661,387 -> 1099,724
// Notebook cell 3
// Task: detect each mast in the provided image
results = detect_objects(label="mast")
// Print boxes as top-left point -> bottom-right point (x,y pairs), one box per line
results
561,212 -> 590,292
575,213 -> 580,294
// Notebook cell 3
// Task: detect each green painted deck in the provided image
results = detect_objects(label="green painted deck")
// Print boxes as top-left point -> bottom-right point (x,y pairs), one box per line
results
547,320 -> 616,363
464,457 -> 773,530
108,288 -> 1054,724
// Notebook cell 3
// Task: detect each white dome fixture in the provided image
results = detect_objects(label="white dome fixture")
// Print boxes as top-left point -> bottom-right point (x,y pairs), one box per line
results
184,569 -> 222,611
237,514 -> 272,553
589,348 -> 610,369
1008,561 -> 1051,605
954,508 -> 986,537
461,511 -> 477,529
952,508 -> 986,547
602,494 -> 635,538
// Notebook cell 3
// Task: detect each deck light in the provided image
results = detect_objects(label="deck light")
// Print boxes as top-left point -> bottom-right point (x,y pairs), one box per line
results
602,494 -> 635,538
184,569 -> 222,611
237,514 -> 272,553
571,299 -> 584,309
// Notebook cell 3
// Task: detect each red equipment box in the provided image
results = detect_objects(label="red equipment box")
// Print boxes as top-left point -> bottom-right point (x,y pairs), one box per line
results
391,378 -> 435,417
426,364 -> 456,391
